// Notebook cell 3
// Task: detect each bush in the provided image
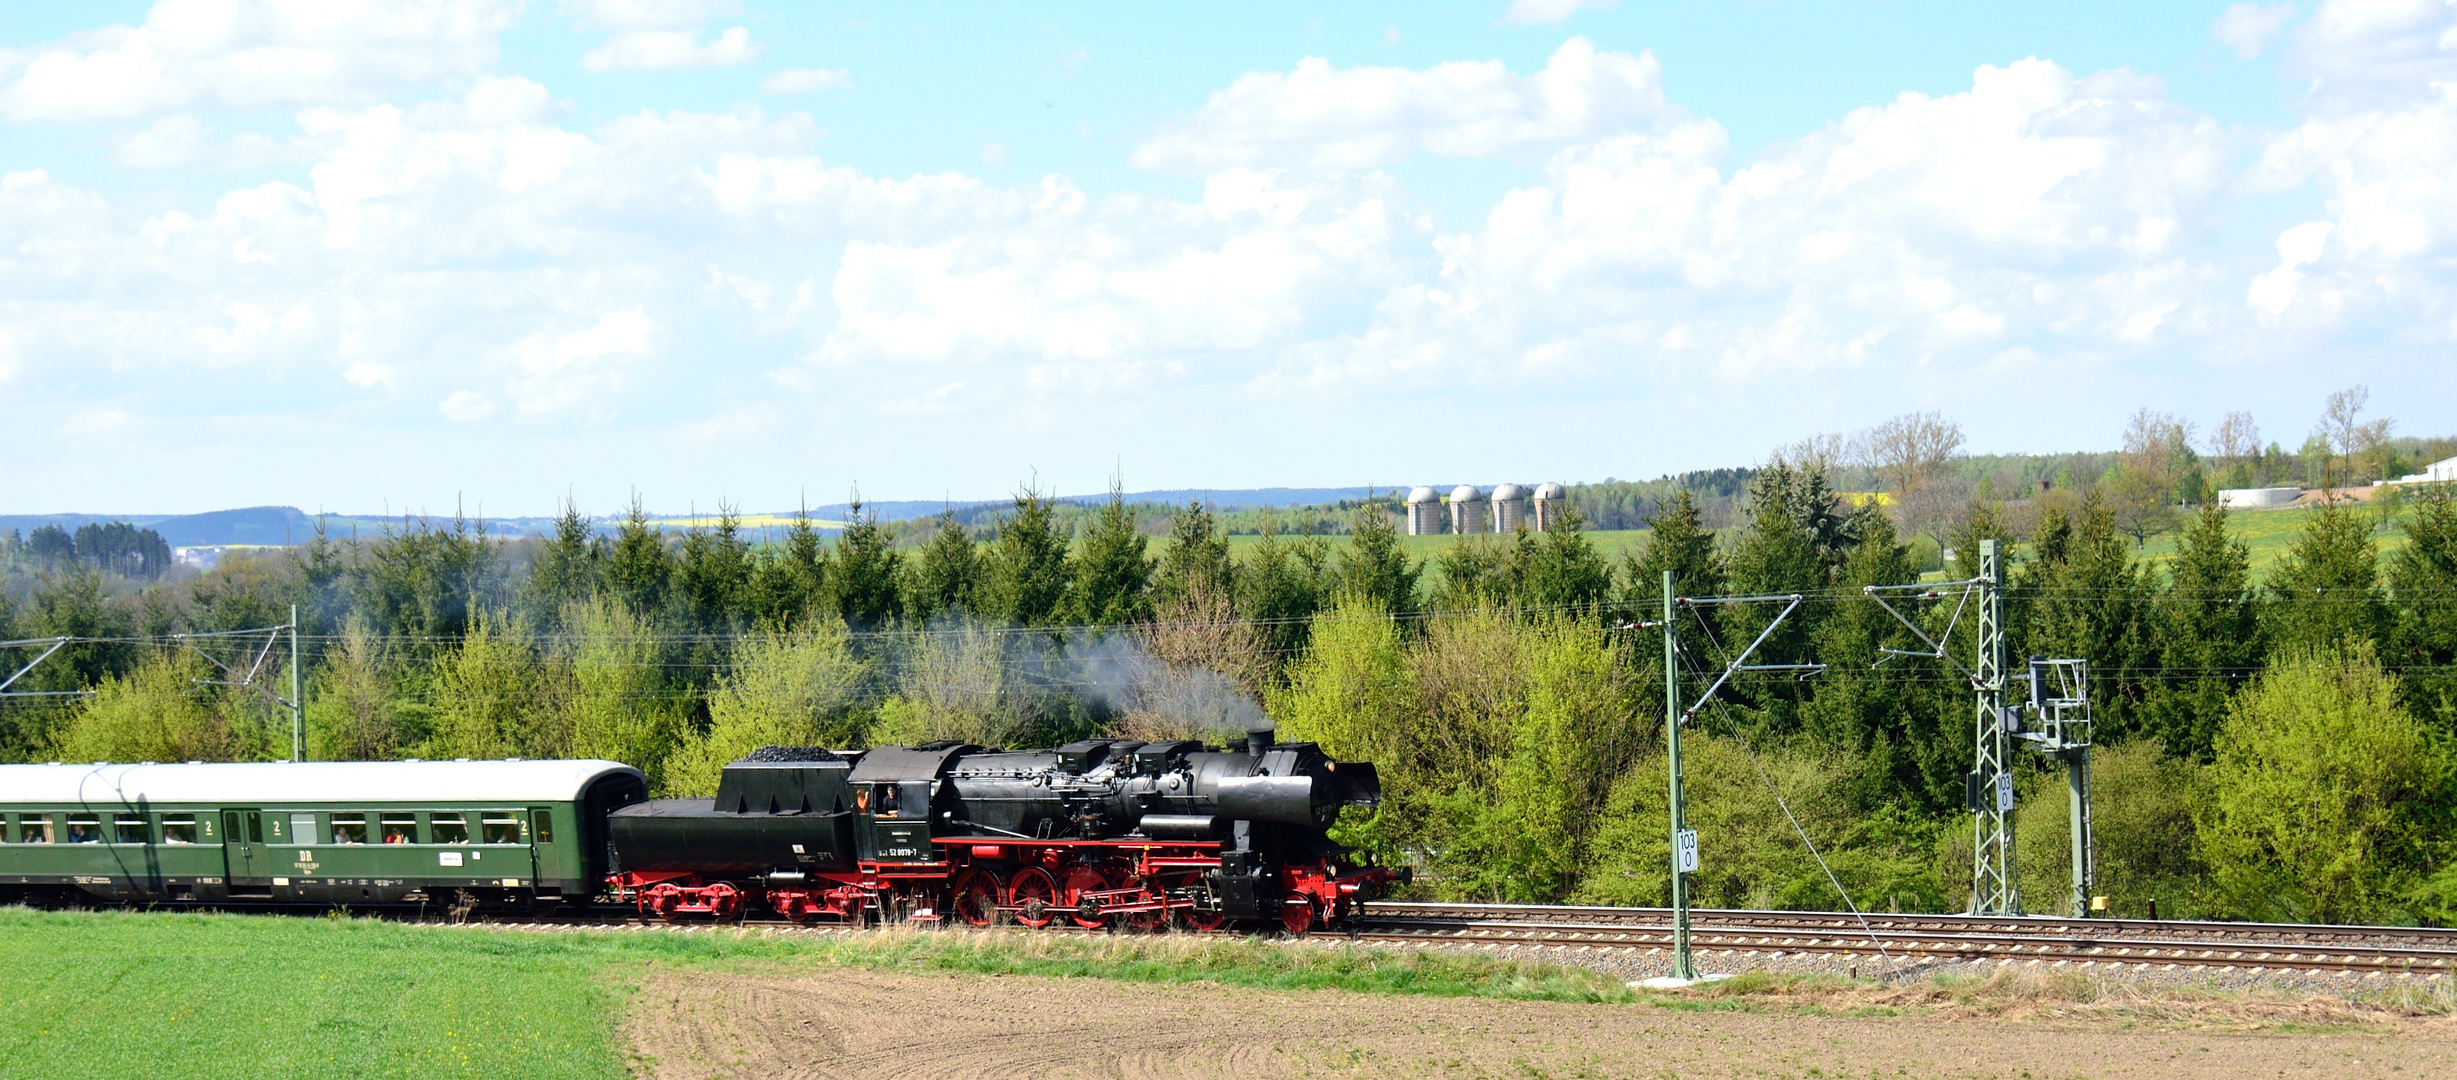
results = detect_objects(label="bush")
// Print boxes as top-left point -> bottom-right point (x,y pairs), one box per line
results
2197,643 -> 2452,923
1573,733 -> 1944,913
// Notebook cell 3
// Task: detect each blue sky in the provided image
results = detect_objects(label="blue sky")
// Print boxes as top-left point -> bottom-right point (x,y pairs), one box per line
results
2,0 -> 2450,516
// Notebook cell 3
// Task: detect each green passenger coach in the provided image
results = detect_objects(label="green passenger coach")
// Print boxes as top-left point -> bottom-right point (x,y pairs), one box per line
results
0,760 -> 646,910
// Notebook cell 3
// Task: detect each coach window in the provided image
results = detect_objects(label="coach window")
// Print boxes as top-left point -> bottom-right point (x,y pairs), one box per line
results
161,815 -> 199,844
381,814 -> 418,844
532,810 -> 552,843
430,814 -> 469,845
288,813 -> 317,846
116,815 -> 149,844
480,815 -> 522,844
17,816 -> 52,844
66,817 -> 100,843
330,814 -> 368,845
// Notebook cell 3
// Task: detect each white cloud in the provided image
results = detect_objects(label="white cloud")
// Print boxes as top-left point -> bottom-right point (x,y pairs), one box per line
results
2214,3 -> 2298,58
111,114 -> 301,168
505,309 -> 658,417
582,26 -> 761,72
0,0 -> 518,123
7,9 -> 2457,513
1498,0 -> 1619,26
2282,0 -> 2457,111
438,389 -> 495,421
560,0 -> 740,31
1132,37 -> 1677,172
761,67 -> 850,94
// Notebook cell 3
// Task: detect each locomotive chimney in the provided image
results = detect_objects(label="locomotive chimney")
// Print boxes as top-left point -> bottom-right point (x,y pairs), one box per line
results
1245,727 -> 1274,757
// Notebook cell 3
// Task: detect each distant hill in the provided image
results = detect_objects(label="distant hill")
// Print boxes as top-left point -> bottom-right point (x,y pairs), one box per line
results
0,488 -> 1397,546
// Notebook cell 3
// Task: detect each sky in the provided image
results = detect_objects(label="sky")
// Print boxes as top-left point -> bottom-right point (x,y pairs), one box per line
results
2,0 -> 2452,517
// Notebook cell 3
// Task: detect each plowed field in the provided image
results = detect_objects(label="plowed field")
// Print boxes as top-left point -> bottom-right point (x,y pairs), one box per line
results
626,967 -> 2457,1080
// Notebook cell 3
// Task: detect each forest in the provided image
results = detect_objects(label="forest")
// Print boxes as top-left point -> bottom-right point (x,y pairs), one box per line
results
4,399 -> 2455,925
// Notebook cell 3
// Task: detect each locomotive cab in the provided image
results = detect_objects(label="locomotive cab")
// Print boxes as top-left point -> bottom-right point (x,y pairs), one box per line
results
846,742 -> 974,866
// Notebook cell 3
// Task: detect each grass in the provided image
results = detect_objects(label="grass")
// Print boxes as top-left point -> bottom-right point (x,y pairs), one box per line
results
12,908 -> 2450,1078
2129,500 -> 2418,585
0,909 -> 1636,1080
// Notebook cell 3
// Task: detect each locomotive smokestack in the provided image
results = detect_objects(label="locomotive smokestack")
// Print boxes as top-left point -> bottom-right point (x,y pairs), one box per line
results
1245,726 -> 1274,757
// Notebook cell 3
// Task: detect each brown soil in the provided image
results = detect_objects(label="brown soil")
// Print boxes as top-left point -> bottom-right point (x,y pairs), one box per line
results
624,967 -> 2457,1080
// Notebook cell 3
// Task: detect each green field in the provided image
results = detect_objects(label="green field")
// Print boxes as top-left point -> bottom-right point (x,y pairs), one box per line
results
2129,501 -> 2416,584
1220,501 -> 2419,589
0,909 -> 1633,1080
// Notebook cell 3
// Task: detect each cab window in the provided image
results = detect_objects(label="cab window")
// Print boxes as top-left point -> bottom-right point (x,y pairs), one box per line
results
66,817 -> 101,843
381,814 -> 417,844
330,814 -> 368,845
876,784 -> 901,816
480,815 -> 522,844
430,814 -> 469,844
161,816 -> 199,844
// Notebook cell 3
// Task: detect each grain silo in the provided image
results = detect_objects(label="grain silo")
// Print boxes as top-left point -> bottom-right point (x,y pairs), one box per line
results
1531,483 -> 1567,531
1491,483 -> 1528,533
1406,486 -> 1444,536
1449,485 -> 1489,534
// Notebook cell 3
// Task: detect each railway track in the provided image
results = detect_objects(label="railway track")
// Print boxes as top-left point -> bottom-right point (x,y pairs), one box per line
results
395,900 -> 2457,977
1346,903 -> 2457,976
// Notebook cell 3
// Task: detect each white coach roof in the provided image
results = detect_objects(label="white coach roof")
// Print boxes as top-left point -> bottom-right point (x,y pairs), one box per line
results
0,759 -> 643,807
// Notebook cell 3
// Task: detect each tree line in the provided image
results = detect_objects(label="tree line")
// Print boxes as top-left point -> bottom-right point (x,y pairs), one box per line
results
4,451 -> 2456,922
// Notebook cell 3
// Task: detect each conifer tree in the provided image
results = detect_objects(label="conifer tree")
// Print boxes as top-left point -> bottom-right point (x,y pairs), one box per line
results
747,510 -> 827,626
828,501 -> 903,628
1236,522 -> 1326,673
603,498 -> 673,617
2386,483 -> 2457,714
2020,488 -> 2150,735
2145,501 -> 2260,760
905,513 -> 981,620
675,509 -> 754,631
1621,488 -> 1722,610
528,499 -> 600,619
1517,506 -> 1611,612
1151,501 -> 1233,611
2265,497 -> 2389,654
981,489 -> 1071,626
1068,486 -> 1153,625
1335,501 -> 1419,614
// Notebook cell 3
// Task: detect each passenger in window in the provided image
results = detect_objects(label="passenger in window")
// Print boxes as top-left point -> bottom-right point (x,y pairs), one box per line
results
430,816 -> 469,844
382,817 -> 416,844
331,816 -> 368,844
18,819 -> 50,844
162,817 -> 198,844
481,818 -> 520,844
66,819 -> 99,843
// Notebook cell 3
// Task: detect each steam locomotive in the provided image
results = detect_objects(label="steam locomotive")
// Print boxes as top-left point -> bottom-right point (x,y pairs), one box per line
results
0,729 -> 1403,934
611,729 -> 1404,933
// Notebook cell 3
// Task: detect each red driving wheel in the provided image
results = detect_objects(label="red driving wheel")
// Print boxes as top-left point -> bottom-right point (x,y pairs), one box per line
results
951,869 -> 1002,927
1063,864 -> 1116,929
1007,867 -> 1059,928
1280,896 -> 1317,937
1178,906 -> 1230,933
